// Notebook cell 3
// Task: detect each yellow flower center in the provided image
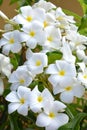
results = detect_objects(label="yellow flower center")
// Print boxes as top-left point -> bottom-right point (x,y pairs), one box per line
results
9,38 -> 14,44
49,112 -> 55,118
29,31 -> 35,37
26,16 -> 33,22
65,86 -> 72,91
37,96 -> 43,102
44,21 -> 48,28
83,74 -> 87,79
59,70 -> 65,76
19,79 -> 25,84
56,16 -> 64,21
47,36 -> 53,42
20,98 -> 25,104
36,60 -> 42,66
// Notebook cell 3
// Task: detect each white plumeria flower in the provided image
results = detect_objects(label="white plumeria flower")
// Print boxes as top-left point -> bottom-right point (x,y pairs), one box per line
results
77,64 -> 87,88
65,30 -> 87,51
43,26 -> 61,51
46,60 -> 76,87
5,86 -> 31,116
61,38 -> 76,64
36,100 -> 69,130
55,7 -> 75,24
29,85 -> 54,113
14,6 -> 45,25
59,78 -> 85,103
0,54 -> 13,77
0,78 -> 4,95
32,0 -> 56,12
21,21 -> 46,49
25,52 -> 48,74
0,30 -> 24,55
9,65 -> 34,91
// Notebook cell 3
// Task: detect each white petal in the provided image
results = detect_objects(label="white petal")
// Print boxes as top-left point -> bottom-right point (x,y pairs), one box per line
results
42,88 -> 54,101
2,44 -> 11,55
8,103 -> 20,114
11,43 -> 22,53
56,113 -> 69,127
0,78 -> 4,95
5,91 -> 19,102
17,104 -> 28,116
54,101 -> 66,112
73,84 -> 85,98
46,64 -> 57,74
36,112 -> 51,127
17,86 -> 30,98
60,91 -> 74,103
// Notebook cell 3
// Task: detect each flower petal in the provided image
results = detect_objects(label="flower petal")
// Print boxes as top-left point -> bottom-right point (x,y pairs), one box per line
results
8,103 -> 20,114
36,112 -> 51,127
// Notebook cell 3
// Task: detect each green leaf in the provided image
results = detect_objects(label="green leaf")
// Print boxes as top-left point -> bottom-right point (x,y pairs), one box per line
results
9,114 -> 21,130
78,14 -> 87,35
10,0 -> 19,4
78,0 -> 87,14
47,51 -> 62,64
0,0 -> 3,5
59,113 -> 87,130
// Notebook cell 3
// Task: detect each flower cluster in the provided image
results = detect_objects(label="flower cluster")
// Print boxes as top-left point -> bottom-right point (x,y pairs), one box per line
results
0,0 -> 87,129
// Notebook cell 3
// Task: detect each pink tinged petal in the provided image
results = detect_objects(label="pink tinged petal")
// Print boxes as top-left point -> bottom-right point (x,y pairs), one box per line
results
36,112 -> 51,127
8,103 -> 20,114
46,64 -> 58,74
73,84 -> 85,98
5,91 -> 19,102
0,78 -> 4,95
60,91 -> 74,103
17,104 -> 29,116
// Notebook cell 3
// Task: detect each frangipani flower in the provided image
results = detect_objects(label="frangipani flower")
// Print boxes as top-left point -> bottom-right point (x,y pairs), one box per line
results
25,52 -> 48,74
46,60 -> 76,87
59,78 -> 85,103
5,86 -> 31,116
0,30 -> 24,55
9,65 -> 33,91
29,85 -> 54,113
14,5 -> 45,25
21,21 -> 46,49
65,30 -> 87,50
36,100 -> 69,130
43,26 -> 61,51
